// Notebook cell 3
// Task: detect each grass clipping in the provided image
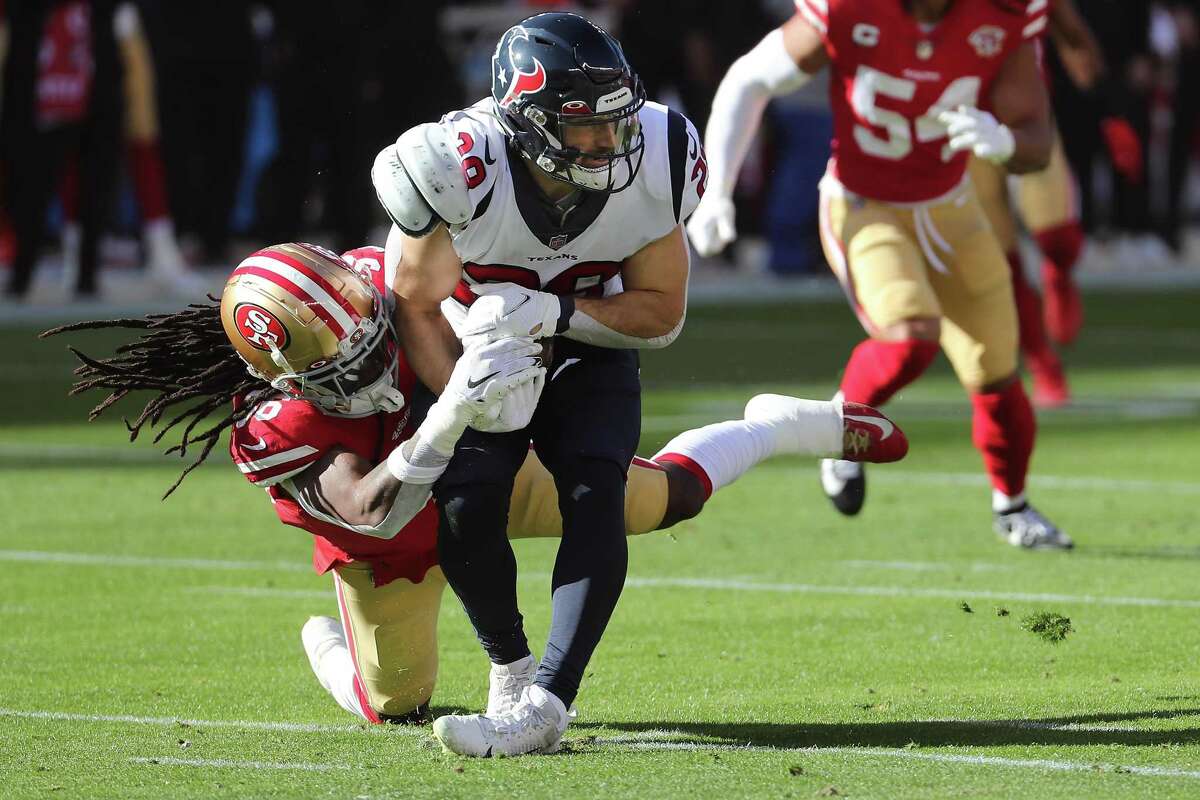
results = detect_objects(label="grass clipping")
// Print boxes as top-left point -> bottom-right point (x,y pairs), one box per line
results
1021,611 -> 1073,644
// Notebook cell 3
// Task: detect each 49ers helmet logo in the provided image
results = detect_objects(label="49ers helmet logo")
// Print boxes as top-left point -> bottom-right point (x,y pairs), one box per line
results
496,27 -> 547,108
234,303 -> 291,351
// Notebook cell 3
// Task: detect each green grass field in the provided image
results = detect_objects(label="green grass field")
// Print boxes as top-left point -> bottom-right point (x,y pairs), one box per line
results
2,289 -> 1199,799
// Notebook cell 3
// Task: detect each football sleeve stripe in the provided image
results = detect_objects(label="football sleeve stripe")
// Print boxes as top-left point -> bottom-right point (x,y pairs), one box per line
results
253,462 -> 316,487
795,0 -> 828,34
666,109 -> 689,223
1022,14 -> 1048,39
1026,0 -> 1047,14
235,444 -> 320,474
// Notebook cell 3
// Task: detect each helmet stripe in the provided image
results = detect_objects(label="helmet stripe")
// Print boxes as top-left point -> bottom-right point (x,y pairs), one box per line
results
233,257 -> 355,338
278,245 -> 367,325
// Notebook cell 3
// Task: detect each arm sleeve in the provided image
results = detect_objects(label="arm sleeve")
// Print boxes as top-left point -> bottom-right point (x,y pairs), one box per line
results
704,28 -> 812,199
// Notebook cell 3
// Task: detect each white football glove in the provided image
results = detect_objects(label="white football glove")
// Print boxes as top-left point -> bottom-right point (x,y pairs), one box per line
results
937,105 -> 1015,164
417,337 -> 545,454
472,368 -> 545,433
460,283 -> 563,343
686,194 -> 736,257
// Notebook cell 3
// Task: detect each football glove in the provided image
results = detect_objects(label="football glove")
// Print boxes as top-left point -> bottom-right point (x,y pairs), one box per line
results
686,195 -> 737,257
472,368 -> 545,433
938,105 -> 1015,164
418,337 -> 545,454
461,283 -> 565,342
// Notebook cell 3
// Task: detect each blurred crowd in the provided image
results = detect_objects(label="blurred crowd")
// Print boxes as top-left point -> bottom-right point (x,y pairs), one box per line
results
0,0 -> 1197,301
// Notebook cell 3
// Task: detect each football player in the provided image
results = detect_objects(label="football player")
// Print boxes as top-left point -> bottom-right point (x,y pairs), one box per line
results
969,0 -> 1109,408
46,241 -> 908,741
688,0 -> 1074,550
371,11 -> 717,755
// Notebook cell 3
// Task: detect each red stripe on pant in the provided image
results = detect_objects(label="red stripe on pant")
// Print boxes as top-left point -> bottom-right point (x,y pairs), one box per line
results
333,571 -> 383,724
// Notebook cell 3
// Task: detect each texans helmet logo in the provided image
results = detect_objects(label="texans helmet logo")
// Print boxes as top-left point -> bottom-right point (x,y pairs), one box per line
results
497,27 -> 547,108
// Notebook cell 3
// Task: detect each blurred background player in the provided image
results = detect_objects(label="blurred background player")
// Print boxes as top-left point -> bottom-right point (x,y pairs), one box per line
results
44,241 -> 907,728
689,0 -> 1074,549
1,0 -> 121,298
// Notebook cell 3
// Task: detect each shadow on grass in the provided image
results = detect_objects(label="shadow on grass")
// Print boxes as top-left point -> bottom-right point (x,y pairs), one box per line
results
584,707 -> 1200,749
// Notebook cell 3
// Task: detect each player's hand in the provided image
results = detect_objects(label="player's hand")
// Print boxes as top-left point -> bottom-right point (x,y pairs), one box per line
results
417,337 -> 544,454
471,367 -> 545,433
686,194 -> 736,257
461,283 -> 564,343
938,105 -> 1015,164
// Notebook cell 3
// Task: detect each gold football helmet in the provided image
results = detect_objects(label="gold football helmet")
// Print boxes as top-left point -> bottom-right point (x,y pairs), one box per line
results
220,242 -> 405,416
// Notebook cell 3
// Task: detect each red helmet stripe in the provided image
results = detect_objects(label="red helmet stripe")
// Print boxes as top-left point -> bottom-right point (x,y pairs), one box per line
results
254,248 -> 364,326
232,264 -> 348,339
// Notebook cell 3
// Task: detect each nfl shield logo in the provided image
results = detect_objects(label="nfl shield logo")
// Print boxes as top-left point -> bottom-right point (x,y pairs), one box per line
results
548,234 -> 570,251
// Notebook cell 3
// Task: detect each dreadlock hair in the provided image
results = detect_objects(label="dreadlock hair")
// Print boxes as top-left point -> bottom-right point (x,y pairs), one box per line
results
41,298 -> 275,499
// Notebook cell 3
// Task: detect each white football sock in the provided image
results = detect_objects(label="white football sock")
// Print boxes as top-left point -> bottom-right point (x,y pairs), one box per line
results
315,642 -> 376,722
992,490 -> 1027,514
654,419 -> 780,494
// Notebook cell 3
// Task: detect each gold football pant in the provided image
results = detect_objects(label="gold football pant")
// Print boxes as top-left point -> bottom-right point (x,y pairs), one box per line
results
970,132 -> 1078,253
331,453 -> 669,717
818,179 -> 1019,391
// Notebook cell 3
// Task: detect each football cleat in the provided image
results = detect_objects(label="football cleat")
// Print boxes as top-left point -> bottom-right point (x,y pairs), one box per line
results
820,458 -> 866,517
1042,265 -> 1082,346
1031,363 -> 1071,409
487,655 -> 538,717
433,685 -> 569,757
840,402 -> 909,463
994,503 -> 1074,550
300,615 -> 346,691
742,394 -> 908,463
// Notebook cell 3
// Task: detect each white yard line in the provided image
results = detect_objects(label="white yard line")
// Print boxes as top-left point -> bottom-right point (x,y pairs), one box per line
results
597,735 -> 1200,778
611,574 -> 1200,609
0,550 -> 311,572
8,708 -> 1194,778
10,549 -> 1200,609
839,560 -> 1012,573
0,708 -> 403,735
187,586 -> 331,600
130,756 -> 349,772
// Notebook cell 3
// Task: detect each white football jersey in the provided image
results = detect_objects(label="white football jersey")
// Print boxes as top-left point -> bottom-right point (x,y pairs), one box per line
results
434,98 -> 706,331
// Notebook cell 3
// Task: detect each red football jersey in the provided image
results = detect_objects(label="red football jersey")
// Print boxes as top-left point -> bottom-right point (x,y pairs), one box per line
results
228,246 -> 437,587
796,0 -> 1048,203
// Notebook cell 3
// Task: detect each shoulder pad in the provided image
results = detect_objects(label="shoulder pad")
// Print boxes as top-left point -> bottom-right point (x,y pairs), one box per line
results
229,398 -> 330,486
372,123 -> 472,238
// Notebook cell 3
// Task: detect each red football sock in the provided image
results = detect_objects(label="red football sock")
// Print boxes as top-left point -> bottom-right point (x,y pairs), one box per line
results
971,381 -> 1036,498
1006,250 -> 1059,376
1035,222 -> 1084,277
128,140 -> 171,222
839,338 -> 940,407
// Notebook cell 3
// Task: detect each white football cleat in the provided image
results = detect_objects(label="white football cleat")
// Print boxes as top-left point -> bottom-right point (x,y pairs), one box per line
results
821,458 -> 866,516
487,655 -> 537,717
433,684 -> 569,757
994,503 -> 1074,550
301,615 -> 346,691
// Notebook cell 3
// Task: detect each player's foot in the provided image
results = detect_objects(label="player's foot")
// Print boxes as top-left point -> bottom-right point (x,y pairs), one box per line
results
487,655 -> 537,717
993,503 -> 1074,550
433,685 -> 569,757
1042,265 -> 1082,346
840,402 -> 909,462
1030,363 -> 1071,409
742,394 -> 907,463
820,458 -> 865,516
301,615 -> 346,691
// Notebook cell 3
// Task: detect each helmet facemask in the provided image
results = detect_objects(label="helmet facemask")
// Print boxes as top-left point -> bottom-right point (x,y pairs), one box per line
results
250,287 -> 406,418
515,99 -> 646,193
